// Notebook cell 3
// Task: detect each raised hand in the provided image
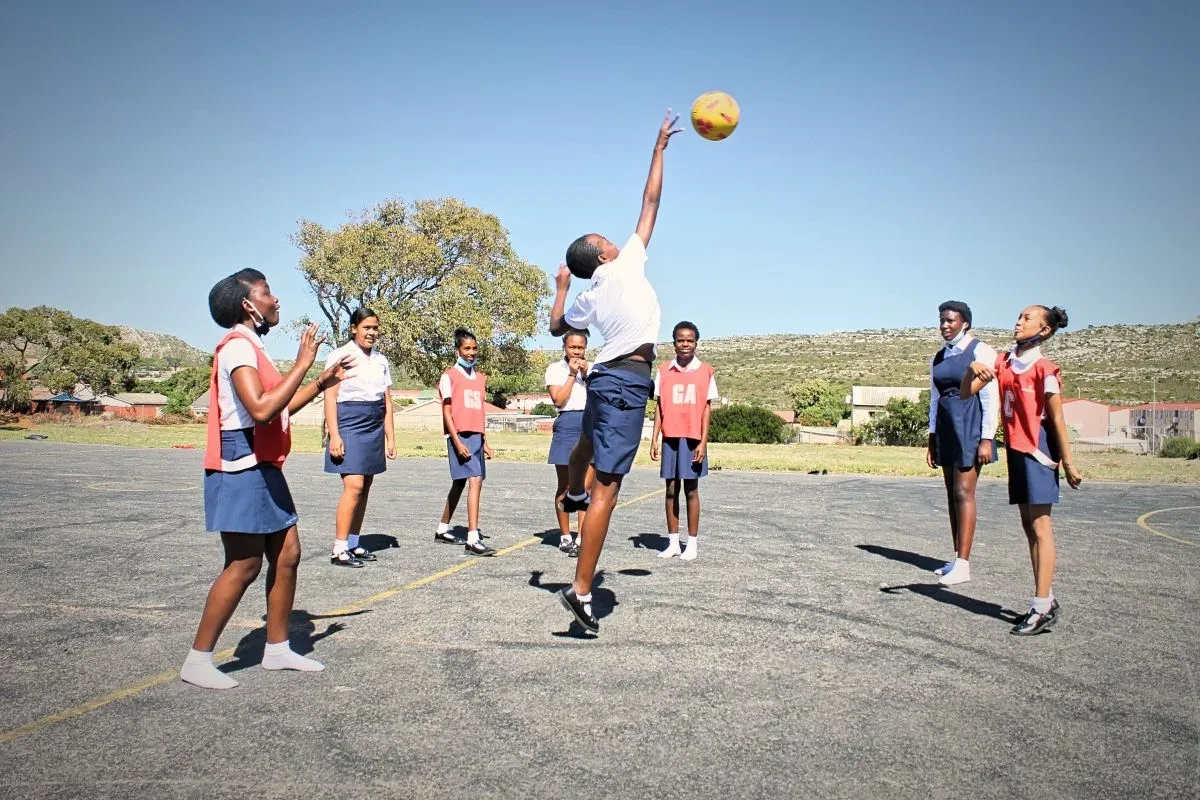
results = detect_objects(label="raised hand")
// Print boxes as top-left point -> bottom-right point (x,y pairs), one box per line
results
556,264 -> 572,293
320,352 -> 358,388
656,108 -> 684,150
296,324 -> 325,369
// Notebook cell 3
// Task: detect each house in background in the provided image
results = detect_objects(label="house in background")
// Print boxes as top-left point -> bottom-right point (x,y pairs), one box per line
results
1060,398 -> 1109,439
101,392 -> 169,419
507,393 -> 553,413
1124,403 -> 1200,449
850,386 -> 925,426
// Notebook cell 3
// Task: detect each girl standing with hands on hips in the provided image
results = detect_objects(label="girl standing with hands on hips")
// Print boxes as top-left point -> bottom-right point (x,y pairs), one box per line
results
324,307 -> 395,567
181,268 -> 355,690
962,305 -> 1083,636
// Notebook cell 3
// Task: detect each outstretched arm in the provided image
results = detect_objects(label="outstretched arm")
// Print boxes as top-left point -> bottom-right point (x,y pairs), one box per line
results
634,109 -> 683,247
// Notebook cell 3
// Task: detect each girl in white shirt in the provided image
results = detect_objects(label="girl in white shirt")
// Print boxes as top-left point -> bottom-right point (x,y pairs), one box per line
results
544,329 -> 594,556
323,307 -> 395,567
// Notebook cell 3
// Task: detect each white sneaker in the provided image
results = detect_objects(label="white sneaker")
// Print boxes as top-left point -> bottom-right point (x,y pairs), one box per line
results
938,560 -> 971,586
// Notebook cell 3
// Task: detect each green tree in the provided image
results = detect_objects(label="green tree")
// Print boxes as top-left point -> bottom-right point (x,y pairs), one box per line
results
0,306 -> 140,400
531,402 -> 558,418
293,198 -> 550,387
709,404 -> 789,444
857,392 -> 931,446
788,378 -> 849,426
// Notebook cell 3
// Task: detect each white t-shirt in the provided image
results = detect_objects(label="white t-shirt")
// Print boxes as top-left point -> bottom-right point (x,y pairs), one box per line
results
653,358 -> 719,400
325,342 -> 388,403
216,325 -> 273,431
544,358 -> 588,412
564,233 -> 662,366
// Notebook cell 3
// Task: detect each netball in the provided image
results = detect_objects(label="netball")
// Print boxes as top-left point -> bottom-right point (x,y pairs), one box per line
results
690,91 -> 740,141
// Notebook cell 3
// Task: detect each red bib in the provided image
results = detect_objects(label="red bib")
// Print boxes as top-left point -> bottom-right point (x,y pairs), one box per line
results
441,367 -> 487,434
203,329 -> 291,471
995,352 -> 1061,456
658,361 -> 714,440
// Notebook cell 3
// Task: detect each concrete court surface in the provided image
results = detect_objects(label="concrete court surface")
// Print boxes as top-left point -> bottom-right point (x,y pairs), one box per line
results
0,440 -> 1196,799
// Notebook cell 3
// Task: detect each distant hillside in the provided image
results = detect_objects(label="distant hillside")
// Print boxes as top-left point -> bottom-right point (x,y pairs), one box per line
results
118,327 -> 210,368
688,322 -> 1199,408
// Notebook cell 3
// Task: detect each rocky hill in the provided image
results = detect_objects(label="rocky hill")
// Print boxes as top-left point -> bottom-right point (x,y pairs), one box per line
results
690,322 -> 1199,407
118,326 -> 210,368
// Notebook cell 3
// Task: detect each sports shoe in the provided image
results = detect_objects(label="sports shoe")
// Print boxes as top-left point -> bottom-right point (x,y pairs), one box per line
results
1010,605 -> 1059,636
557,492 -> 591,514
434,530 -> 459,544
558,586 -> 599,633
566,541 -> 580,558
330,550 -> 364,568
464,540 -> 495,557
558,538 -> 575,554
933,560 -> 954,576
937,560 -> 970,586
350,546 -> 377,562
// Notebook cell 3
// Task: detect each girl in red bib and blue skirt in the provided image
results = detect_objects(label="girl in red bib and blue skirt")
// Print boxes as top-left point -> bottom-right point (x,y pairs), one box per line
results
180,269 -> 355,690
650,321 -> 717,561
962,305 -> 1083,636
434,328 -> 495,557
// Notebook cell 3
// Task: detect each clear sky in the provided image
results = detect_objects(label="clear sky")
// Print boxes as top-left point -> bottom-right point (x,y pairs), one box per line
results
2,1 -> 1197,357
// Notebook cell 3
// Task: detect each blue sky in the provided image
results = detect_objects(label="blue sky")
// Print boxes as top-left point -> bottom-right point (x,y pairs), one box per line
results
2,1 -> 1196,358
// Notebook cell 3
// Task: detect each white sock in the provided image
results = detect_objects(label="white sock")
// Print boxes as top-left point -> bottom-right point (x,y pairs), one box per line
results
348,533 -> 360,550
467,529 -> 480,545
262,640 -> 325,672
659,533 -> 681,557
437,521 -> 451,534
567,490 -> 588,501
954,557 -> 968,567
332,538 -> 348,555
577,591 -> 592,615
680,535 -> 699,560
560,533 -> 573,545
180,648 -> 238,690
1031,596 -> 1053,615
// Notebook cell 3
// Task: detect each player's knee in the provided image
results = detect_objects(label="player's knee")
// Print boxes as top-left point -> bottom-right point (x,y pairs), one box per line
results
227,557 -> 263,584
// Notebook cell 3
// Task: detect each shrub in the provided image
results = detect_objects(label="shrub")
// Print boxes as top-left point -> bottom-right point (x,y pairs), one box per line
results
531,402 -> 558,418
1159,436 -> 1200,459
856,396 -> 928,446
709,404 -> 789,444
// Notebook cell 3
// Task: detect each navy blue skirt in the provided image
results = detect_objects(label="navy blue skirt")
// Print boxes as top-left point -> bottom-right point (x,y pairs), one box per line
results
935,393 -> 995,469
1006,427 -> 1061,506
204,429 -> 298,534
548,410 -> 584,465
448,431 -> 486,480
325,399 -> 386,475
661,436 -> 708,480
582,364 -> 653,476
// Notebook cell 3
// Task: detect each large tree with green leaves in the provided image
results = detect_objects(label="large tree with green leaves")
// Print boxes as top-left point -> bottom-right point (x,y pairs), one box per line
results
0,306 -> 140,406
788,378 -> 850,426
293,198 -> 550,387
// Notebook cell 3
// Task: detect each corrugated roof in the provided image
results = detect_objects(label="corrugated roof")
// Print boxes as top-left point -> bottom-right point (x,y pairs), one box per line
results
1124,402 -> 1200,411
851,386 -> 924,407
113,392 -> 169,405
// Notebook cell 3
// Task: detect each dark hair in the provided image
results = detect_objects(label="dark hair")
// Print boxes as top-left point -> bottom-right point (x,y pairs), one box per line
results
454,328 -> 477,348
565,235 -> 602,279
562,328 -> 588,344
1038,305 -> 1069,336
937,300 -> 972,330
672,320 -> 699,340
207,268 -> 267,328
349,307 -> 378,328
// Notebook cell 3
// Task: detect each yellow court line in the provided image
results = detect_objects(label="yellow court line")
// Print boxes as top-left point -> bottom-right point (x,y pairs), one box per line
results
1135,506 -> 1200,548
0,486 -> 665,746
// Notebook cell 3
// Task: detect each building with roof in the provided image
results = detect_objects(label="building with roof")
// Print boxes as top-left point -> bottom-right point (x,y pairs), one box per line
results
1060,398 -> 1110,440
1124,402 -> 1200,449
850,386 -> 925,426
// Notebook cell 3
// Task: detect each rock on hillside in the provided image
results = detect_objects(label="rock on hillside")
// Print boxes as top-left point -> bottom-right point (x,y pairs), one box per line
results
118,326 -> 210,367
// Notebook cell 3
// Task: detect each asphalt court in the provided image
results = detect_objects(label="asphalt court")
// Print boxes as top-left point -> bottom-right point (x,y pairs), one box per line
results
0,441 -> 1197,799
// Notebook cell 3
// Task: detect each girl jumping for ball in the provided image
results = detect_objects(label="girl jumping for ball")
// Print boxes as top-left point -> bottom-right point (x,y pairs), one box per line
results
961,305 -> 1083,636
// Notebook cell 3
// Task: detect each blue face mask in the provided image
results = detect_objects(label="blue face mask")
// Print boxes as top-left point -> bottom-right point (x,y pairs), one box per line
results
457,356 -> 476,370
1016,332 -> 1044,347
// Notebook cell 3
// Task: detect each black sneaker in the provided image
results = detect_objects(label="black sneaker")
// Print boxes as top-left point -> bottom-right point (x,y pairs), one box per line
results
1010,606 -> 1058,636
558,538 -> 574,554
464,540 -> 495,557
557,492 -> 591,514
350,547 -> 377,562
558,586 -> 599,633
434,530 -> 459,544
566,541 -> 580,558
330,550 -> 364,568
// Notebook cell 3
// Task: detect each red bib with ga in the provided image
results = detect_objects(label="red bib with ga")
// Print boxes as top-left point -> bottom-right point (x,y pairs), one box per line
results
658,361 -> 714,439
442,367 -> 487,434
994,351 -> 1061,457
203,328 -> 291,471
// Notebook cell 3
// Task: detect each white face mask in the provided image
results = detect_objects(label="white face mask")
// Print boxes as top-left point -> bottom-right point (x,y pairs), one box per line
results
947,328 -> 968,347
